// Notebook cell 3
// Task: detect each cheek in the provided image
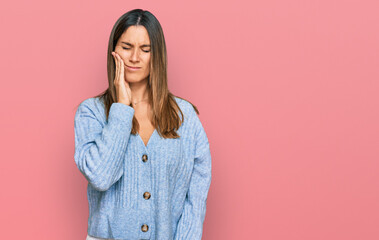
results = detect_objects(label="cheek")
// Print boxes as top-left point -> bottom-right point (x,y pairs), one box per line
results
120,54 -> 128,62
115,53 -> 127,63
144,57 -> 151,70
115,49 -> 128,60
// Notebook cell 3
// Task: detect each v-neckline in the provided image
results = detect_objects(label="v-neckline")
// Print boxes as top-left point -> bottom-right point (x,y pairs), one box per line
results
137,128 -> 157,148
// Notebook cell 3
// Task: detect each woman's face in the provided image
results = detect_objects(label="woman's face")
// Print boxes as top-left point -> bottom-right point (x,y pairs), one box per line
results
114,25 -> 151,83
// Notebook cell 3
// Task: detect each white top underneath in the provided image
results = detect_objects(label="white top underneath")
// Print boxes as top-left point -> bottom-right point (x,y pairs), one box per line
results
86,234 -> 114,240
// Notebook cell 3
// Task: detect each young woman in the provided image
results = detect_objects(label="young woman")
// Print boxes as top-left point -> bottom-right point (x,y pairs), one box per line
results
74,9 -> 212,240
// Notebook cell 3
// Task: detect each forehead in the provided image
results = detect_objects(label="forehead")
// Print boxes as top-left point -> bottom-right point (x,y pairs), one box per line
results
119,25 -> 150,45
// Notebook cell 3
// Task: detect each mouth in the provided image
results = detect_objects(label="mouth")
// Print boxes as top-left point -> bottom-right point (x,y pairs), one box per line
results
125,65 -> 141,70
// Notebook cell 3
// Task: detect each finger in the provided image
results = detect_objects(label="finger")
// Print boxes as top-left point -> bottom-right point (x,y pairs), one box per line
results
119,57 -> 125,79
115,53 -> 120,84
117,53 -> 122,83
112,52 -> 118,83
117,54 -> 124,84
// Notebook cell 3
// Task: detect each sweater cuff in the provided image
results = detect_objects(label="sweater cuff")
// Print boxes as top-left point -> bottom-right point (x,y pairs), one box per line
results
108,102 -> 135,126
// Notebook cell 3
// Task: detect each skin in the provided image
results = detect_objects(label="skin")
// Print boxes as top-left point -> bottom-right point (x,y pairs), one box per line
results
112,25 -> 151,105
111,25 -> 155,145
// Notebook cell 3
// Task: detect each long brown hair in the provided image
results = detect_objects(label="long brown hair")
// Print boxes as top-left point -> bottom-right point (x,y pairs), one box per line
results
92,9 -> 199,139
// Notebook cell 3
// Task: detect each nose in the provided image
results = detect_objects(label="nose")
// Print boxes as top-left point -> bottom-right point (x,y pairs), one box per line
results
129,48 -> 140,63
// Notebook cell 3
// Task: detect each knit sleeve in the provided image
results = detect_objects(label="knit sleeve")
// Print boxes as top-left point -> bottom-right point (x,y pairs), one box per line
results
74,99 -> 135,191
174,107 -> 212,240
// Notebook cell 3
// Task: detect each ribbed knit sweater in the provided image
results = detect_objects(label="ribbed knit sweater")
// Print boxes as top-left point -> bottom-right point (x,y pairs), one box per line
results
74,96 -> 212,240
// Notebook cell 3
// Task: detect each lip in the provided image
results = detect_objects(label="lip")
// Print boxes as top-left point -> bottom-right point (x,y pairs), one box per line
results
125,65 -> 141,71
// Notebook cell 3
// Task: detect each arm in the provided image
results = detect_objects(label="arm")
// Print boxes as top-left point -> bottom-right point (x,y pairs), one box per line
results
74,99 -> 135,191
174,111 -> 212,240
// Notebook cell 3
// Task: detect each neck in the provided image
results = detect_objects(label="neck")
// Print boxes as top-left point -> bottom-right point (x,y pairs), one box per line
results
129,78 -> 150,102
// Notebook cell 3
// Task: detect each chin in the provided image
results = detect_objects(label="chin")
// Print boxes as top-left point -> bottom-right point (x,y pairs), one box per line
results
125,77 -> 138,82
125,77 -> 148,83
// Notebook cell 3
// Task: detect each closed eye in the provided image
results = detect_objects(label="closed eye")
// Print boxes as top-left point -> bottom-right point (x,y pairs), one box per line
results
122,47 -> 150,53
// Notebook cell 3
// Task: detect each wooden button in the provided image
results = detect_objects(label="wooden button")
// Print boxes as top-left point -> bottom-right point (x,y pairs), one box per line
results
141,224 -> 149,232
143,192 -> 151,200
142,154 -> 148,162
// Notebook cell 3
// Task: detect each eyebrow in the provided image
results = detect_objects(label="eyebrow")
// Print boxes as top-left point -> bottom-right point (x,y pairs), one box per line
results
121,41 -> 151,47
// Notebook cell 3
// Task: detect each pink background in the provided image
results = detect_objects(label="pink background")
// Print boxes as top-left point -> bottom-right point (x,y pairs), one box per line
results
1,0 -> 378,239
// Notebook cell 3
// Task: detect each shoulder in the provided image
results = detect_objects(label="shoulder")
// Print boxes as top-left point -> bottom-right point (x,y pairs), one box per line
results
76,97 -> 94,113
173,96 -> 197,120
173,96 -> 204,136
75,97 -> 105,119
174,97 -> 210,155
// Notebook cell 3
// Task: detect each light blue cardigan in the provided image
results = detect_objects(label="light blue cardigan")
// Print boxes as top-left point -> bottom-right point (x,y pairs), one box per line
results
74,96 -> 212,240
